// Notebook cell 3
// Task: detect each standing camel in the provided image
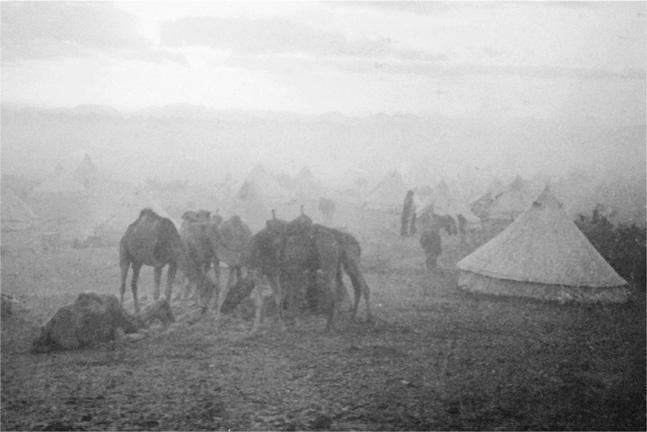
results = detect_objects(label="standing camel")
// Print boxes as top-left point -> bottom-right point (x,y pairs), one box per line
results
119,208 -> 214,313
179,210 -> 218,304
232,209 -> 372,332
209,215 -> 253,315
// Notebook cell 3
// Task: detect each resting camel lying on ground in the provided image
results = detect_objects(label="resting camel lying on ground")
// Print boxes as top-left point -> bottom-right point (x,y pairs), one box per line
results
32,293 -> 175,353
119,208 -> 215,313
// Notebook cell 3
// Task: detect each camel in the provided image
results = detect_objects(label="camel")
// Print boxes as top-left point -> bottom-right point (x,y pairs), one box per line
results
209,215 -> 253,314
179,210 -> 218,304
177,212 -> 252,315
119,208 -> 214,313
328,227 -> 372,323
227,209 -> 371,332
32,292 -> 175,353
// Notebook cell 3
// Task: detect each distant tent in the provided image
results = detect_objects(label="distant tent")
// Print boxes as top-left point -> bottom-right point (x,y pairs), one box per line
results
31,170 -> 88,198
29,168 -> 92,240
416,180 -> 479,224
73,154 -> 100,188
292,167 -> 325,200
486,176 -> 537,221
92,189 -> 176,243
457,187 -> 627,303
233,166 -> 296,230
471,178 -> 507,220
237,166 -> 292,203
365,170 -> 409,210
1,189 -> 37,232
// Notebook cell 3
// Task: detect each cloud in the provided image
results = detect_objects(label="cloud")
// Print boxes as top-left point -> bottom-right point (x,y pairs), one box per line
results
327,1 -> 603,15
1,2 -> 185,64
212,53 -> 645,81
339,60 -> 647,80
324,1 -> 505,15
160,16 -> 442,61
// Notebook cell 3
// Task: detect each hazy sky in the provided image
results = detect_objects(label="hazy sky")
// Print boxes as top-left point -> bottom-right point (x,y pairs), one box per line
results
2,1 -> 645,126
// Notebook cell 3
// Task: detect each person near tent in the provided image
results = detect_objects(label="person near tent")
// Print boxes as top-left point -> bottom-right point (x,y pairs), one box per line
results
401,190 -> 416,237
420,228 -> 442,271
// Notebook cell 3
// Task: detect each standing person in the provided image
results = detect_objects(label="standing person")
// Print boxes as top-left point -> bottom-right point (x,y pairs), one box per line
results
420,229 -> 442,271
401,190 -> 415,237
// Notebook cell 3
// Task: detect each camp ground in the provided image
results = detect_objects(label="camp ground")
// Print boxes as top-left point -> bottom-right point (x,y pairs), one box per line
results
1,3 -> 645,429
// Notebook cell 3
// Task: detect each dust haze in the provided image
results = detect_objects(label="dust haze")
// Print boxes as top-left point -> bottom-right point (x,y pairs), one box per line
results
2,2 -> 644,226
2,3 -> 646,431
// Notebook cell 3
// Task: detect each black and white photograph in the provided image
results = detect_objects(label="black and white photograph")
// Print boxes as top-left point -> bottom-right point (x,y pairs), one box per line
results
1,1 -> 645,430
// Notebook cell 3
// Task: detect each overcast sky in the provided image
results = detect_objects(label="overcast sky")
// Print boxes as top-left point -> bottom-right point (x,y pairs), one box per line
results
2,1 -> 645,126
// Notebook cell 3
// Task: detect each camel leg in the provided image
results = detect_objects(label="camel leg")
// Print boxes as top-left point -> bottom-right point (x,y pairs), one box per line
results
336,269 -> 352,312
248,269 -> 271,333
346,261 -> 372,323
153,266 -> 162,301
211,258 -> 221,310
268,274 -> 285,330
321,270 -> 337,332
218,266 -> 236,316
279,272 -> 298,329
213,265 -> 234,322
251,284 -> 264,333
165,262 -> 177,303
119,258 -> 130,307
340,248 -> 372,323
131,262 -> 143,314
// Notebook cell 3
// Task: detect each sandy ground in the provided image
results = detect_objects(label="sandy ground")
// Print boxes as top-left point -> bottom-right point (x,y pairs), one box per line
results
1,231 -> 645,431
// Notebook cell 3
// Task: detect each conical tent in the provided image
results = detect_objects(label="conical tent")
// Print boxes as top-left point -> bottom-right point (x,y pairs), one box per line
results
1,189 -> 37,232
471,178 -> 507,220
292,167 -> 325,199
73,154 -> 101,188
92,189 -> 176,242
486,176 -> 537,221
237,166 -> 292,203
365,170 -> 409,210
457,187 -> 627,303
31,171 -> 88,198
425,180 -> 480,223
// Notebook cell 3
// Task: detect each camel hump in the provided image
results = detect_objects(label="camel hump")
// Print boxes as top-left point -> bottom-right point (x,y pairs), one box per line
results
139,208 -> 160,219
287,210 -> 314,236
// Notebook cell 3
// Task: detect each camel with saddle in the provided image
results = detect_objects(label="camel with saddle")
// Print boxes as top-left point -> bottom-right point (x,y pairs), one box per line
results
225,208 -> 372,332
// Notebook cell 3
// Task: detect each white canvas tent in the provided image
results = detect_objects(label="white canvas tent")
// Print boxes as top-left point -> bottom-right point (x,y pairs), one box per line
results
73,153 -> 101,188
291,167 -> 326,200
457,187 -> 627,303
237,166 -> 293,203
486,176 -> 538,221
31,170 -> 88,198
91,189 -> 177,243
1,189 -> 37,232
365,170 -> 409,210
233,166 -> 296,230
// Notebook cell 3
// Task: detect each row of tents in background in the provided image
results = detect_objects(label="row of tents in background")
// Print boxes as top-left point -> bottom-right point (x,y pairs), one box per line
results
2,153 -> 645,252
